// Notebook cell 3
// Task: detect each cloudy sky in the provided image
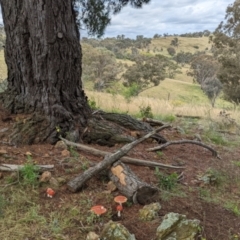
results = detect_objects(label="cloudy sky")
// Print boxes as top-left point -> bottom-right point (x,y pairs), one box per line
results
101,0 -> 234,39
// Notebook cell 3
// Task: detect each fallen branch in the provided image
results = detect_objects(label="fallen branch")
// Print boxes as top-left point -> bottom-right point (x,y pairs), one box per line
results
176,114 -> 201,119
147,140 -> 220,159
142,117 -> 167,127
0,164 -> 54,172
60,135 -> 184,170
66,126 -> 167,192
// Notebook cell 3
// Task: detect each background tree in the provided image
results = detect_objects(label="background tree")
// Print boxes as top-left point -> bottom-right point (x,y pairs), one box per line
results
122,55 -> 167,96
170,37 -> 179,47
188,53 -> 222,106
201,77 -> 222,107
188,54 -> 219,86
0,0 -> 151,144
82,43 -> 122,91
167,47 -> 176,56
173,51 -> 193,67
212,0 -> 240,104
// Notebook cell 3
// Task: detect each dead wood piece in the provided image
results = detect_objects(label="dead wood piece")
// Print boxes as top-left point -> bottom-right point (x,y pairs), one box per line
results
0,164 -> 54,172
142,117 -> 167,127
66,126 -> 165,192
176,114 -> 201,119
60,135 -> 184,170
109,161 -> 159,205
147,140 -> 220,159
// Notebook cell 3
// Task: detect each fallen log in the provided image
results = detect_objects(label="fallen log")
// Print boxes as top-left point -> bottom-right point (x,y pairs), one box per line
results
60,135 -> 184,170
67,126 -> 165,193
147,140 -> 220,159
0,164 -> 54,172
109,161 -> 159,204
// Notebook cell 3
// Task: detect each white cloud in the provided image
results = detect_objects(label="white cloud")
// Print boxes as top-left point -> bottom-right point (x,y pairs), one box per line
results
103,0 -> 234,38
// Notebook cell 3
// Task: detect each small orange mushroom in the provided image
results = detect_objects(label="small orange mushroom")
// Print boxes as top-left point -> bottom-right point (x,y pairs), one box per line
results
114,195 -> 127,217
114,195 -> 127,206
91,205 -> 107,216
46,188 -> 55,198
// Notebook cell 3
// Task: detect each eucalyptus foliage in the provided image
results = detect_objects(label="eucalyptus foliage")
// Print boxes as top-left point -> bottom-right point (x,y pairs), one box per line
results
74,0 -> 151,37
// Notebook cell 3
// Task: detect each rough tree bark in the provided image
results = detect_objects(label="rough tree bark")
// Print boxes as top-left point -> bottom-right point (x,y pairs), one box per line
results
0,0 -> 91,144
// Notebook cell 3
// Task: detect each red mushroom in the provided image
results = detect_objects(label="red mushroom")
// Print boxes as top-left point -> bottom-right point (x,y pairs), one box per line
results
46,188 -> 55,198
114,195 -> 127,217
91,205 -> 107,216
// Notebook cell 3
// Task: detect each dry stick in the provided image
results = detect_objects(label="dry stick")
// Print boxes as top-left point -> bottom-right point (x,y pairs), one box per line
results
66,125 -> 171,192
147,140 -> 221,159
0,164 -> 54,172
59,130 -> 184,170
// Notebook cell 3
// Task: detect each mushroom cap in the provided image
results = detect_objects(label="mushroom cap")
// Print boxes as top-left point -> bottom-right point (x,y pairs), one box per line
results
46,188 -> 55,196
114,195 -> 127,204
91,205 -> 107,215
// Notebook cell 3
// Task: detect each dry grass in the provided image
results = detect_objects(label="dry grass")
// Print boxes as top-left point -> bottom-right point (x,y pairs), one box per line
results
86,90 -> 240,125
150,36 -> 211,56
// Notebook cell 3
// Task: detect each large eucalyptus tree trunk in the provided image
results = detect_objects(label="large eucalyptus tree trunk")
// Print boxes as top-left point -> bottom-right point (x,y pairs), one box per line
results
0,0 -> 91,144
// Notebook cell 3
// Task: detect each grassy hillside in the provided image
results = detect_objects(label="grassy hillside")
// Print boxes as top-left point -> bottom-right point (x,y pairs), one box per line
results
149,36 -> 212,56
0,38 -> 236,119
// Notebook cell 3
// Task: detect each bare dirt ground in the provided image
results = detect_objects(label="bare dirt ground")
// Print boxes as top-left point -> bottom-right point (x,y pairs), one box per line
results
0,110 -> 240,240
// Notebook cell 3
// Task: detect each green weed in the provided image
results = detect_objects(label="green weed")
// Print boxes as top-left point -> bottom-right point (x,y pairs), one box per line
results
156,151 -> 165,158
233,161 -> 240,167
0,194 -> 6,217
160,114 -> 176,123
88,98 -> 98,110
20,156 -> 39,186
155,168 -> 178,191
69,146 -> 79,158
224,202 -> 240,216
204,130 -> 227,145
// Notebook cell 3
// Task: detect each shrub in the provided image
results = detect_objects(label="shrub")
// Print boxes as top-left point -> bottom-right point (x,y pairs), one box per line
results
139,105 -> 153,118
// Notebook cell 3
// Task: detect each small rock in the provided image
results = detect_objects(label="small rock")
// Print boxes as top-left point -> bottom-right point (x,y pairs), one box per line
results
56,177 -> 67,185
39,171 -> 52,183
156,212 -> 200,240
101,221 -> 136,240
49,177 -> 60,188
25,151 -> 32,156
61,149 -> 70,158
55,140 -> 68,150
139,202 -> 161,221
86,231 -> 100,240
0,149 -> 7,155
0,128 -> 8,133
